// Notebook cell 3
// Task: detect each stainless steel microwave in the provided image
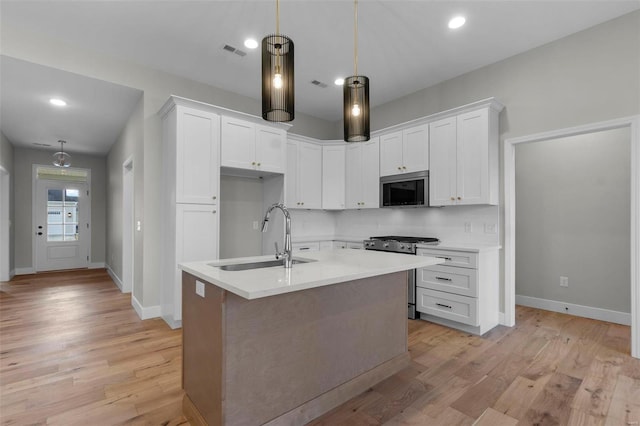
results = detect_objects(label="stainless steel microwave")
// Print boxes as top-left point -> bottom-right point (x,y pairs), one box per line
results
380,171 -> 429,208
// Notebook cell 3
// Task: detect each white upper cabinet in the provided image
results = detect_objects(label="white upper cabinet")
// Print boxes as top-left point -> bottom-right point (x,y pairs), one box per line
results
286,140 -> 322,209
322,145 -> 346,210
221,116 -> 286,173
379,124 -> 429,177
171,106 -> 220,205
346,137 -> 380,209
429,106 -> 500,206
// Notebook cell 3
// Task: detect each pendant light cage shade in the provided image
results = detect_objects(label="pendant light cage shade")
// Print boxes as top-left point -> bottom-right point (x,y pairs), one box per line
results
343,75 -> 370,142
262,34 -> 295,122
53,140 -> 71,167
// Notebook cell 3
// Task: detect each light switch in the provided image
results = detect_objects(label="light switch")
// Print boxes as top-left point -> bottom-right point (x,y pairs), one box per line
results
136,221 -> 142,231
196,280 -> 205,298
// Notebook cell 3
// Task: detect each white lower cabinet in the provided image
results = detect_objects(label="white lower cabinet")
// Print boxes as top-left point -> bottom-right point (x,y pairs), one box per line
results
416,246 -> 499,335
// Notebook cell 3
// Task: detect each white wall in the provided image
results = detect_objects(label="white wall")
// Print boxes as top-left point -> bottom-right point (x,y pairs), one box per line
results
515,127 -> 630,313
106,94 -> 143,294
12,148 -> 107,269
0,131 -> 14,275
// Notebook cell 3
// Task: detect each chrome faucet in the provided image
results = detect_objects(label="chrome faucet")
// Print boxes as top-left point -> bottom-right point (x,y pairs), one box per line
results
261,203 -> 293,268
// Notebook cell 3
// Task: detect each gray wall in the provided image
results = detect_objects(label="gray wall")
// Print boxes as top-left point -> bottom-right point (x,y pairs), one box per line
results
106,94 -> 143,295
0,131 -> 15,273
515,128 -> 631,313
219,176 -> 264,259
12,147 -> 107,269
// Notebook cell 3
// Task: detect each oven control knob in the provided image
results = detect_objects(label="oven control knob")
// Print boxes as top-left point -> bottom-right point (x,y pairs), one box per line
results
383,243 -> 389,248
400,245 -> 405,249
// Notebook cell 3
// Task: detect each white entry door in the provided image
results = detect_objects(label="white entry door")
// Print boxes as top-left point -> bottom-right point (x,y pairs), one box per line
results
35,180 -> 90,271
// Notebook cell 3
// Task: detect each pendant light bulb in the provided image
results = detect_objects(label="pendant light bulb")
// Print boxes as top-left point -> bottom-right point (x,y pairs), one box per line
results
273,72 -> 283,89
351,103 -> 361,117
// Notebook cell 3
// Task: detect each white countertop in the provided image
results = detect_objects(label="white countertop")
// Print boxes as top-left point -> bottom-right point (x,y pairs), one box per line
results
180,249 -> 444,300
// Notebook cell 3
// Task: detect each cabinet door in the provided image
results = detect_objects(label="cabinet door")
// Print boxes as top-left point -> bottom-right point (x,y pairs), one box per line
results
297,142 -> 322,209
345,144 -> 362,209
456,108 -> 489,205
403,124 -> 429,173
221,117 -> 255,169
256,125 -> 286,173
379,131 -> 404,176
360,137 -> 380,208
176,107 -> 220,204
429,117 -> 457,206
322,145 -> 346,210
175,204 -> 219,321
285,141 -> 298,206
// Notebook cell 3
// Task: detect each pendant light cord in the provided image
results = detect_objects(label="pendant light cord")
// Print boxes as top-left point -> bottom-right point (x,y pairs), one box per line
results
276,0 -> 280,36
354,0 -> 358,77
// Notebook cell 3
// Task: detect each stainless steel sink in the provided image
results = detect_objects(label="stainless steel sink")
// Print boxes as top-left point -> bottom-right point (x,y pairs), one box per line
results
210,258 -> 316,271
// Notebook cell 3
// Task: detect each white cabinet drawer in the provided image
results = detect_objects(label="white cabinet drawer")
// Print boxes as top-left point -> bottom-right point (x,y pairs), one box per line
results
292,242 -> 320,252
417,288 -> 479,326
417,265 -> 478,297
347,242 -> 364,250
417,248 -> 478,269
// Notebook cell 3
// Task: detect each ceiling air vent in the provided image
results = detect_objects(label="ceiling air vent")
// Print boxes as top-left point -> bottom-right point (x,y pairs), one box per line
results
222,44 -> 247,57
311,80 -> 328,88
33,142 -> 52,147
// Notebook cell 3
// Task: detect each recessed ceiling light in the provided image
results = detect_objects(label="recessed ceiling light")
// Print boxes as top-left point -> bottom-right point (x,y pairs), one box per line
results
334,78 -> 345,86
49,98 -> 67,107
244,38 -> 259,49
448,16 -> 466,29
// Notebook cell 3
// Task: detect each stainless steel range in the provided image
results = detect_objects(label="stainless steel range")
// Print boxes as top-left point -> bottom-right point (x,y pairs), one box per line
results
363,236 -> 440,319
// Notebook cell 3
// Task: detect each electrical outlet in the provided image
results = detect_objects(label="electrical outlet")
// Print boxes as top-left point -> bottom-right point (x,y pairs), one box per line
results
484,223 -> 497,234
196,280 -> 205,298
464,222 -> 472,233
560,276 -> 569,287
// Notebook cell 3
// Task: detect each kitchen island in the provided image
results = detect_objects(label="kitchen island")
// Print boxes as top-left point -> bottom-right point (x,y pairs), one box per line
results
179,249 -> 444,426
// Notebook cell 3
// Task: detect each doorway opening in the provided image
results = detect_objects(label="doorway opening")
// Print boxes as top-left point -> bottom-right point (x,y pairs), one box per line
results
504,116 -> 640,358
122,156 -> 134,293
0,166 -> 10,281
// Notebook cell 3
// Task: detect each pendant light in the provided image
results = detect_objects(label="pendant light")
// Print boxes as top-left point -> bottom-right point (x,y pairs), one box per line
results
262,0 -> 294,122
343,0 -> 370,142
53,140 -> 71,167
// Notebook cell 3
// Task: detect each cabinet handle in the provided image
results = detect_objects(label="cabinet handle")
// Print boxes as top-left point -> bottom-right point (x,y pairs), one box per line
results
457,197 -> 461,200
252,161 -> 256,166
257,162 -> 261,166
212,210 -> 217,214
299,247 -> 309,251
436,303 -> 453,309
402,166 -> 407,169
450,197 -> 455,201
435,276 -> 452,282
436,256 -> 452,261
212,196 -> 217,200
398,166 -> 402,170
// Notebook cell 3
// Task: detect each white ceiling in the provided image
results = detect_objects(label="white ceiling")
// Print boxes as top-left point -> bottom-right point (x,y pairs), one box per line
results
1,1 -> 639,155
0,56 -> 142,155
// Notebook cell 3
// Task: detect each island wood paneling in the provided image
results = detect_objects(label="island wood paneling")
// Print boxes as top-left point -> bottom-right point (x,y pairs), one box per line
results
182,271 -> 409,426
2,270 -> 640,425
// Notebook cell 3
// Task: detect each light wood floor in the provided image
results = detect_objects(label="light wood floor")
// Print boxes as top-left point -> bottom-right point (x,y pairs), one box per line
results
1,269 -> 639,425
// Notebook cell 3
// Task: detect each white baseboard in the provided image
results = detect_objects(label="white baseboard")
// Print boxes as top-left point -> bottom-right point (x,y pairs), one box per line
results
15,267 -> 35,275
131,294 -> 162,320
9,269 -> 15,280
516,295 -> 631,326
106,264 -> 123,291
161,315 -> 182,330
89,262 -> 105,269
